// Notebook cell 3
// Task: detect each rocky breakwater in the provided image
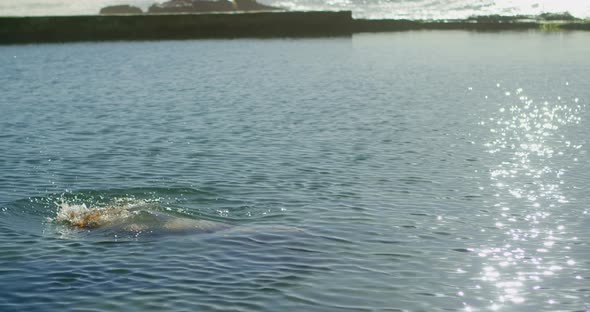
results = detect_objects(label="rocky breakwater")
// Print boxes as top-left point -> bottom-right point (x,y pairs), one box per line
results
352,12 -> 590,32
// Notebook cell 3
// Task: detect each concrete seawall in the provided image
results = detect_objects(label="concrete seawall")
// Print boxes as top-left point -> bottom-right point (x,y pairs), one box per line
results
0,11 -> 354,44
1,11 -> 589,44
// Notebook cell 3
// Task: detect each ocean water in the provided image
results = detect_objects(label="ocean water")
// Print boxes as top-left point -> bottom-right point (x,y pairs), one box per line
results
1,31 -> 590,311
1,0 -> 590,19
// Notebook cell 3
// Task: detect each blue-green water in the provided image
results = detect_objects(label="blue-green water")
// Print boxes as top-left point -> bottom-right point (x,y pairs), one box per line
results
1,31 -> 589,311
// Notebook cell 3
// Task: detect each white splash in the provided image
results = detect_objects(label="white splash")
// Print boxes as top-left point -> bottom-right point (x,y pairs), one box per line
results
48,196 -> 231,240
52,198 -> 151,228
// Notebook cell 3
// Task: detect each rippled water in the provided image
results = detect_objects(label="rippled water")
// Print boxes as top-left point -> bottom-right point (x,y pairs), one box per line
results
1,31 -> 589,311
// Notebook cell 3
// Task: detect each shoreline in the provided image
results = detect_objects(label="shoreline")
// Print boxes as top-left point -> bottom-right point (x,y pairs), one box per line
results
1,11 -> 589,44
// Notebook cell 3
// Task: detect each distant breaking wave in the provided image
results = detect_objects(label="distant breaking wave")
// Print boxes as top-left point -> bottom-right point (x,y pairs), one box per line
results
0,0 -> 589,19
266,0 -> 590,19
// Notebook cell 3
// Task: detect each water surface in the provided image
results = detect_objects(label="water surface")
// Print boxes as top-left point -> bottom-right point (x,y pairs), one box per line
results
1,31 -> 589,311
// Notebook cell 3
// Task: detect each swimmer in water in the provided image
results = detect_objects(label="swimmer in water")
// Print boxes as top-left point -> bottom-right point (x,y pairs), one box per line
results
52,199 -> 300,240
56,202 -> 229,234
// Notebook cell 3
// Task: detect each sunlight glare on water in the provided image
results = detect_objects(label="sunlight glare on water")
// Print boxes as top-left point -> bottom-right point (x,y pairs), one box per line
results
463,84 -> 587,311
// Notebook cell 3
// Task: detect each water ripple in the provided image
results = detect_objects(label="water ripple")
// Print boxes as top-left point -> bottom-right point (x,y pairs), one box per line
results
461,84 -> 588,311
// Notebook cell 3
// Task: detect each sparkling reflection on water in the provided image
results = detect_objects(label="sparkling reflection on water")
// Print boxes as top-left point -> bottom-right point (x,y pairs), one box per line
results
465,84 -> 587,311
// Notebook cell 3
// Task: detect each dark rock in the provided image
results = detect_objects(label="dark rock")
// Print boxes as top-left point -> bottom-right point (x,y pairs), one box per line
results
148,0 -> 280,14
149,0 -> 234,13
234,0 -> 279,11
99,5 -> 143,14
